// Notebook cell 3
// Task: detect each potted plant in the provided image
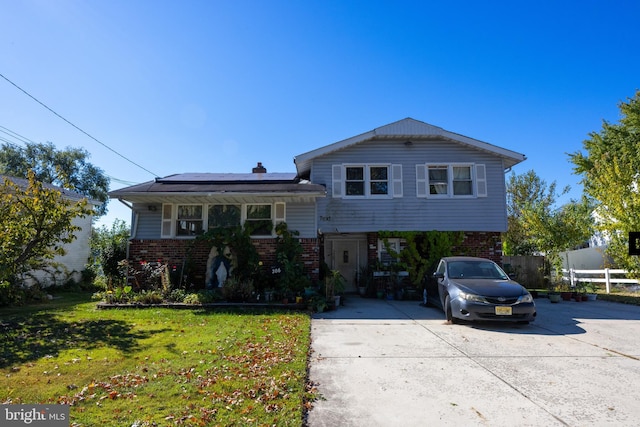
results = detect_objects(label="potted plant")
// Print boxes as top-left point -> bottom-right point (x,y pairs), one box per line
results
325,269 -> 346,309
546,277 -> 562,303
308,295 -> 328,313
548,291 -> 562,303
574,283 -> 588,302
584,283 -> 598,301
357,265 -> 370,297
556,282 -> 573,301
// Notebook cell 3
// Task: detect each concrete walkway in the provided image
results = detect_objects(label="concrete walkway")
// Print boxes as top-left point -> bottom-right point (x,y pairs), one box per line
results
307,296 -> 640,427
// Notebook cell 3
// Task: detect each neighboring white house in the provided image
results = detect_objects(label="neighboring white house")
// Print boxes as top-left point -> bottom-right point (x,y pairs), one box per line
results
560,208 -> 614,270
1,175 -> 97,287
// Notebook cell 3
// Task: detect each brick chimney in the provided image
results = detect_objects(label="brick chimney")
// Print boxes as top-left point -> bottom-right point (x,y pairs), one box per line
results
252,162 -> 267,173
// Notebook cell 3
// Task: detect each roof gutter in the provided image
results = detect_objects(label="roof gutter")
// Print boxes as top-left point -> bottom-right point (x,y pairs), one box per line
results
109,190 -> 327,199
117,198 -> 134,209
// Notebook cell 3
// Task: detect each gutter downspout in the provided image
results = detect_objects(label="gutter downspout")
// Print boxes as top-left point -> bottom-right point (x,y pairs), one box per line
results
117,198 -> 137,259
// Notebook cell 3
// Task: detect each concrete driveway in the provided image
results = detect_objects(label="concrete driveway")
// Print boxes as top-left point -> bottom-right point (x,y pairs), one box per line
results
307,297 -> 640,427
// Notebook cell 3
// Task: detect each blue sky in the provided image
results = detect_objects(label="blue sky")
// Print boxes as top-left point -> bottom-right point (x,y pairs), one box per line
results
1,0 -> 639,228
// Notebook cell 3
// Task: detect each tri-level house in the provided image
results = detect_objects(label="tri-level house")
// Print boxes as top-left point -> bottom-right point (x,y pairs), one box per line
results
109,118 -> 525,291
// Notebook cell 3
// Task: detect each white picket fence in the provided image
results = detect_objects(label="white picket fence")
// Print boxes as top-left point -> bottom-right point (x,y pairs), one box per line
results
561,268 -> 640,294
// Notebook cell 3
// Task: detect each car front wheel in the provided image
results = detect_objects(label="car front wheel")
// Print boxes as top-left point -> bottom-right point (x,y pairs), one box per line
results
444,295 -> 458,324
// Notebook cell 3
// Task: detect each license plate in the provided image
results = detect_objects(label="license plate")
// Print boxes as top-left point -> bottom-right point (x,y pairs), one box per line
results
495,306 -> 512,316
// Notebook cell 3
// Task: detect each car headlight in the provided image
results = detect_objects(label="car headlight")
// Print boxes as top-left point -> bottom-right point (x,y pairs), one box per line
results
517,293 -> 533,303
458,291 -> 486,303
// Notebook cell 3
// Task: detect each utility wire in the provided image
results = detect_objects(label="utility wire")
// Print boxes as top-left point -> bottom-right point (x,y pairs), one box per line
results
0,125 -> 35,145
0,72 -> 159,177
0,124 -> 142,186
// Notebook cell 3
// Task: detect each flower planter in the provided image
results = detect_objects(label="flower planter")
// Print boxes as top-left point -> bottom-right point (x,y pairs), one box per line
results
549,293 -> 561,303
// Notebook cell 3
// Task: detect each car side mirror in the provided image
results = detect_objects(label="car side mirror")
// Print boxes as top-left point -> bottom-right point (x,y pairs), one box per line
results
433,272 -> 444,279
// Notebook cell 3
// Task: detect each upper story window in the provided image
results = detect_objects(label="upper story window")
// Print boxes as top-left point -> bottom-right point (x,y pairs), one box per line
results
161,202 -> 285,238
333,164 -> 402,198
345,166 -> 365,195
370,166 -> 389,195
428,166 -> 449,195
417,163 -> 487,198
452,166 -> 473,195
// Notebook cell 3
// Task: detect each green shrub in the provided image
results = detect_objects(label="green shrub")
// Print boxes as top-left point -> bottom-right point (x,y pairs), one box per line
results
134,290 -> 164,304
183,293 -> 201,305
166,288 -> 187,303
183,290 -> 221,305
221,277 -> 254,302
0,281 -> 24,306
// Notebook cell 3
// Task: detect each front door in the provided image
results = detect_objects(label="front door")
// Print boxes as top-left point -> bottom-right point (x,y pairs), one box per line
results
327,238 -> 365,292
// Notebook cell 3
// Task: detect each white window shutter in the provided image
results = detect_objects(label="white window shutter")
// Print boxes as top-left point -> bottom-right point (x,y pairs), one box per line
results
332,164 -> 343,198
274,202 -> 286,224
416,164 -> 427,198
476,164 -> 487,197
161,203 -> 173,238
392,164 -> 403,197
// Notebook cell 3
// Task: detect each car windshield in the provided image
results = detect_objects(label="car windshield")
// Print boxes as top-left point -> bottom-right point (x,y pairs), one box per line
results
447,261 -> 509,280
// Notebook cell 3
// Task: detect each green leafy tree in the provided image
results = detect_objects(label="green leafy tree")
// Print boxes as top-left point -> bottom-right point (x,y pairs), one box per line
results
569,90 -> 640,272
0,171 -> 93,286
504,170 -> 557,255
504,170 -> 594,274
90,219 -> 130,287
0,141 -> 110,216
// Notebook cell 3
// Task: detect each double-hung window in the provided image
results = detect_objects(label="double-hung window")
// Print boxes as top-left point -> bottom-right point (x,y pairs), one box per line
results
345,166 -> 365,196
245,204 -> 273,236
334,164 -> 402,198
176,205 -> 203,236
452,166 -> 473,196
370,166 -> 389,195
428,166 -> 449,195
416,163 -> 486,198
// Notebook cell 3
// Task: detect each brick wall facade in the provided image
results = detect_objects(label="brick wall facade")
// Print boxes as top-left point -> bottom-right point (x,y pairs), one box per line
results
454,232 -> 503,263
366,231 -> 503,266
128,237 -> 320,288
128,231 -> 499,289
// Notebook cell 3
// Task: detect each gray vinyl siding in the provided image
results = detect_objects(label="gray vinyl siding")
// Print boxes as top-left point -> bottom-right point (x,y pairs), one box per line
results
311,139 -> 509,233
284,202 -> 317,238
134,203 -> 162,239
132,201 -> 316,239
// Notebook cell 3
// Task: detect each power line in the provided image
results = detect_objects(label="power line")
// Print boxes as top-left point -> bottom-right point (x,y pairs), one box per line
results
0,125 -> 35,145
0,123 -> 142,187
0,72 -> 159,177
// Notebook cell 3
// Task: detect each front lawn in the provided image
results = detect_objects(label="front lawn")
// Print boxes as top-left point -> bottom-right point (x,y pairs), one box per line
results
0,292 -> 312,426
